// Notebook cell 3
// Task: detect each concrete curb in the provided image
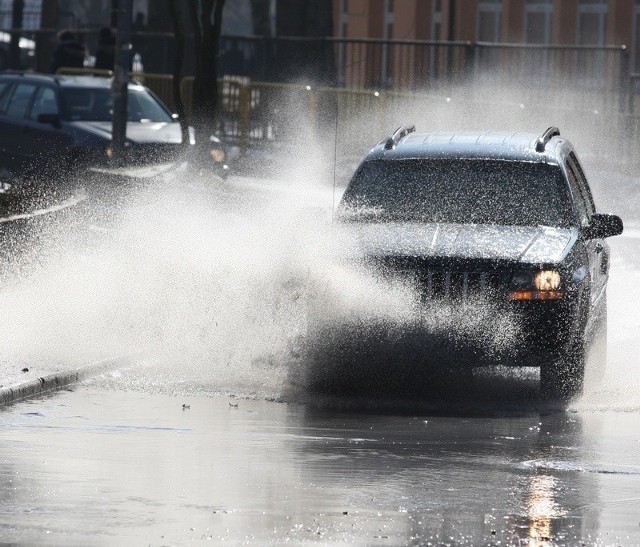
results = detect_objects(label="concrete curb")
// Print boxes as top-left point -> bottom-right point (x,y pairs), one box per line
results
0,355 -> 133,406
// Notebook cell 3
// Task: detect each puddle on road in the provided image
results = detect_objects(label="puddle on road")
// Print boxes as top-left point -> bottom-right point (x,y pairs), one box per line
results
2,388 -> 640,545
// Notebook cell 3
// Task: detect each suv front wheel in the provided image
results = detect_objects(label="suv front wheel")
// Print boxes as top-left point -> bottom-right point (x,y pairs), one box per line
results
540,336 -> 586,400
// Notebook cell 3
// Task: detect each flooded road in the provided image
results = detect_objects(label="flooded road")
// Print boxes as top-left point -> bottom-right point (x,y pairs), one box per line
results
0,166 -> 639,545
2,387 -> 640,545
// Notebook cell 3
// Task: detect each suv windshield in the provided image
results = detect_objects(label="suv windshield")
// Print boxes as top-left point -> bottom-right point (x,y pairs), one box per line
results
338,159 -> 572,227
60,87 -> 173,123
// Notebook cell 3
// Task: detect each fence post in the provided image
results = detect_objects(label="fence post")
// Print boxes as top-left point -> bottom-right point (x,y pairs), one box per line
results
239,84 -> 251,156
620,46 -> 631,114
375,90 -> 387,137
308,86 -> 318,133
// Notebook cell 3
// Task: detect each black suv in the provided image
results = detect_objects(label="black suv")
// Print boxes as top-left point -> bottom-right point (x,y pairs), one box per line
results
0,72 -> 228,187
335,126 -> 623,398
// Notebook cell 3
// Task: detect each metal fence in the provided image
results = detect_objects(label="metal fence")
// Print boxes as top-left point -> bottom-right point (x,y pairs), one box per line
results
1,29 -> 634,110
105,73 -> 637,171
8,28 -> 640,169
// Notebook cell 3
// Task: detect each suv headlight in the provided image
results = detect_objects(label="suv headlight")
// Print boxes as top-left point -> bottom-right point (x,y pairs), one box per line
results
533,270 -> 561,291
509,269 -> 563,301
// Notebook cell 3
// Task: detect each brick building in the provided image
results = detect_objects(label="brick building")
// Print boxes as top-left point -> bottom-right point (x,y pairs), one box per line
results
335,0 -> 640,73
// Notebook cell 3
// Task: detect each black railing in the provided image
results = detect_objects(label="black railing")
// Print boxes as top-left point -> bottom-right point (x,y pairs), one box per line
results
0,29 -> 634,113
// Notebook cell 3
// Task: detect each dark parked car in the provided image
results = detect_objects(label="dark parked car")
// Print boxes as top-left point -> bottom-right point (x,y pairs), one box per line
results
335,126 -> 623,399
0,72 -> 228,188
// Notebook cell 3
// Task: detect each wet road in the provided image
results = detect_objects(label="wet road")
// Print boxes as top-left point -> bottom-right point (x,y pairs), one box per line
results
2,387 -> 640,545
1,170 -> 639,545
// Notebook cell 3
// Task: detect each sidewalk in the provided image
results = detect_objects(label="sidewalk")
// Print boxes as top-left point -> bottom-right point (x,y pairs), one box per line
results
0,355 -> 134,406
0,192 -> 134,406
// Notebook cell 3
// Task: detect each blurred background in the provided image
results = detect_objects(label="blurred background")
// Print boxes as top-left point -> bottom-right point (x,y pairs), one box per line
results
1,0 -> 640,181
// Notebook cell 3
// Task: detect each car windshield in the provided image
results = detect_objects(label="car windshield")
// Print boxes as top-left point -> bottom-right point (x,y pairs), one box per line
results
338,159 -> 573,227
60,87 -> 173,123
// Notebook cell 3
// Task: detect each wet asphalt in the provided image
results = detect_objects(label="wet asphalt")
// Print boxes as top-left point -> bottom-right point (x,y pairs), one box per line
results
0,172 -> 639,545
2,385 -> 640,545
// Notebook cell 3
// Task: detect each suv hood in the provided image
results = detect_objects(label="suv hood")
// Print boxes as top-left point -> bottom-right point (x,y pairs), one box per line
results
340,222 -> 577,265
69,121 -> 183,144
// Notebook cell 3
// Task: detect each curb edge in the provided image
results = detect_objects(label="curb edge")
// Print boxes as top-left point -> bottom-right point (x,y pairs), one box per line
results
0,356 -> 134,407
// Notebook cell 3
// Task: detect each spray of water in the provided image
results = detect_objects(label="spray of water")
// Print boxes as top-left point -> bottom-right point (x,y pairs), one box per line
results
0,79 -> 637,409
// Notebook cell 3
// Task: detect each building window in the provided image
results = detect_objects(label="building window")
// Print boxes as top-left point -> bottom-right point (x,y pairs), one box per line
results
1,0 -> 41,30
432,0 -> 442,40
577,0 -> 607,45
338,0 -> 348,37
384,0 -> 394,39
575,0 -> 608,88
477,0 -> 502,42
382,0 -> 395,85
635,1 -> 640,73
337,0 -> 349,85
524,0 -> 552,44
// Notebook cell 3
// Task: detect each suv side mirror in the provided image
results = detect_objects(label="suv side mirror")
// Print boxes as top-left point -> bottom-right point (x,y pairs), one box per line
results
37,113 -> 61,128
584,213 -> 623,239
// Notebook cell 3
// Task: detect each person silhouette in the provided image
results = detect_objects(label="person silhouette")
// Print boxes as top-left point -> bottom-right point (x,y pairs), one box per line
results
131,11 -> 146,33
51,30 -> 86,73
95,27 -> 115,70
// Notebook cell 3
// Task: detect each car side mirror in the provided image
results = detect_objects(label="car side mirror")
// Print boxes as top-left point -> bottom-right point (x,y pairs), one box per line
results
584,213 -> 623,239
37,113 -> 61,128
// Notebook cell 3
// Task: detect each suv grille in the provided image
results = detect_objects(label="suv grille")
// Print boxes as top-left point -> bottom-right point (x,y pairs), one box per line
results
419,270 -> 503,300
368,256 -> 506,302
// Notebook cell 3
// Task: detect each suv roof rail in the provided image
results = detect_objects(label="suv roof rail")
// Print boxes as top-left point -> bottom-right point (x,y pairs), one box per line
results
535,126 -> 560,152
384,124 -> 416,150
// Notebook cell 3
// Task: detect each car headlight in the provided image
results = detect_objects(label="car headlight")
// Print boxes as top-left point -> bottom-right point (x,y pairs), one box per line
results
533,270 -> 561,291
509,269 -> 563,301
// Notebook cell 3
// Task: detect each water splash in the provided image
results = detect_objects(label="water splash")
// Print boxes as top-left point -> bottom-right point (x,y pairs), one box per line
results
0,83 -> 638,409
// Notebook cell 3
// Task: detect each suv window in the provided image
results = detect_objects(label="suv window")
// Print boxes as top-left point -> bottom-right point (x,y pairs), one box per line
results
338,159 -> 572,227
567,152 -> 595,215
565,161 -> 590,226
5,83 -> 36,118
29,86 -> 59,120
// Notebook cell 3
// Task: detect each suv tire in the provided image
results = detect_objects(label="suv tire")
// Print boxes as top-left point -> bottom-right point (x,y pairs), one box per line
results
540,336 -> 586,400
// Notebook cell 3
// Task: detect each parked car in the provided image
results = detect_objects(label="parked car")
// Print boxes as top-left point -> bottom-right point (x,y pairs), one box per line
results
334,126 -> 623,399
0,71 -> 229,190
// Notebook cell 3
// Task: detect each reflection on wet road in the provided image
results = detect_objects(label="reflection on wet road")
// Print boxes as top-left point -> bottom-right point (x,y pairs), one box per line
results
2,388 -> 640,545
